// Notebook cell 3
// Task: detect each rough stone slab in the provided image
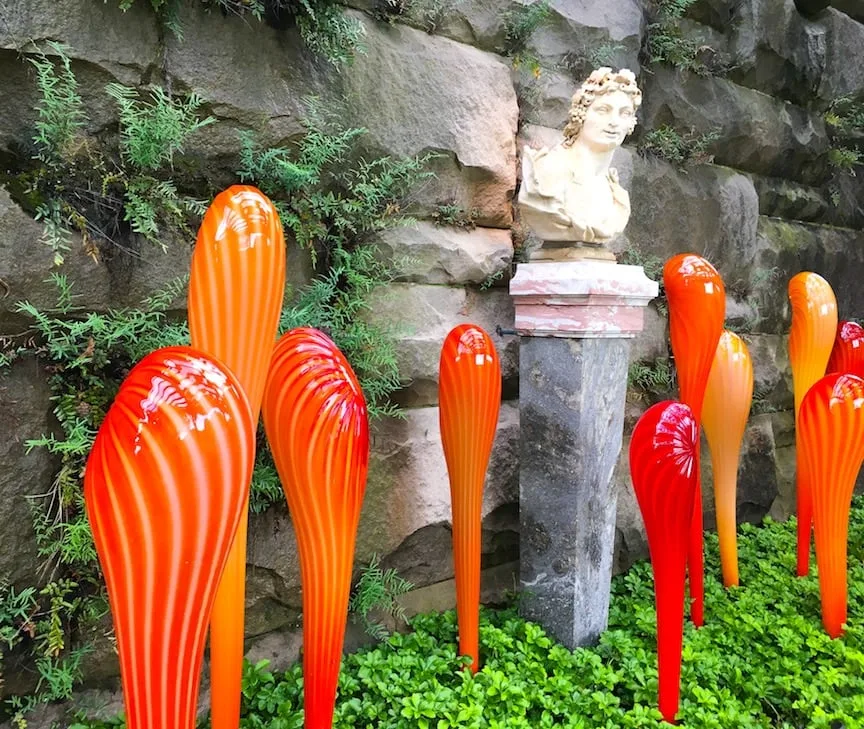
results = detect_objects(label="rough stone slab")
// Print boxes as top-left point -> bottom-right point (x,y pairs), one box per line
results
340,13 -> 518,227
751,217 -> 864,334
626,156 -> 760,288
244,403 -> 519,638
376,221 -> 513,285
360,402 -> 519,566
0,188 -> 110,328
367,283 -> 518,407
638,65 -> 829,184
164,2 -> 322,163
527,0 -> 644,74
832,0 -> 864,22
749,174 -> 831,224
517,69 -> 579,131
743,333 -> 794,413
519,337 -> 629,647
0,357 -> 51,585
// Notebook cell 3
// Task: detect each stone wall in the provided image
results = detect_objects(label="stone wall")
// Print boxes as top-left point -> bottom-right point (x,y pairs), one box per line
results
1,0 -> 863,710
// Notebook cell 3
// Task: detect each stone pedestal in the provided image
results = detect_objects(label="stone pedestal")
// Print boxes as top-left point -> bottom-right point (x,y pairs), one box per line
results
510,261 -> 658,648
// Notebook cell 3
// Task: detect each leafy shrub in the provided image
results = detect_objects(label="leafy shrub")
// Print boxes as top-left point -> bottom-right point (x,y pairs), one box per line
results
499,1 -> 551,75
23,46 -> 210,263
71,499 -> 864,727
627,356 -> 677,401
348,555 -> 414,640
643,0 -> 720,76
640,125 -> 720,167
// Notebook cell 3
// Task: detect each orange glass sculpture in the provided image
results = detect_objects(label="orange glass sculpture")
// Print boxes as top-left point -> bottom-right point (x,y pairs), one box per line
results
788,272 -> 837,576
188,185 -> 286,729
662,254 -> 725,626
826,320 -> 864,378
84,347 -> 255,729
630,400 -> 699,724
438,324 -> 501,673
262,328 -> 369,729
701,331 -> 753,587
798,373 -> 864,638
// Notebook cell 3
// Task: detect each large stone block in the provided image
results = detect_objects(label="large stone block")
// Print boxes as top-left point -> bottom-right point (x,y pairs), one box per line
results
0,188 -> 110,328
367,283 -> 518,406
638,66 -> 829,184
340,13 -> 518,227
0,357 -> 51,585
626,156 -> 760,286
750,217 -> 864,334
376,222 -> 513,285
749,174 -> 831,225
243,402 -> 519,638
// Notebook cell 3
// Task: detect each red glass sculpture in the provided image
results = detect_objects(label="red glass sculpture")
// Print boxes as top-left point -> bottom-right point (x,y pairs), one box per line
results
662,254 -> 725,626
188,185 -> 286,729
630,401 -> 699,724
798,373 -> 864,638
701,331 -> 753,587
438,324 -> 501,673
84,347 -> 255,729
262,328 -> 369,729
826,320 -> 864,378
788,272 -> 837,576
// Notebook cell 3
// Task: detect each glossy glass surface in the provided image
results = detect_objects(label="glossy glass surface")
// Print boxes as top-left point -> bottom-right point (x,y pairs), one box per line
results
630,401 -> 698,724
826,320 -> 864,378
262,328 -> 369,729
788,272 -> 837,576
438,325 -> 501,673
84,347 -> 255,729
662,253 -> 725,626
798,373 -> 864,638
188,184 -> 286,729
702,331 -> 753,587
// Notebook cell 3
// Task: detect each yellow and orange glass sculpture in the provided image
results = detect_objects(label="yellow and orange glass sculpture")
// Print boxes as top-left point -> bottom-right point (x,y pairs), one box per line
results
438,324 -> 501,673
84,347 -> 255,729
188,185 -> 286,729
630,400 -> 699,724
798,373 -> 864,638
826,320 -> 864,378
662,253 -> 725,626
262,328 -> 369,729
788,272 -> 837,576
702,331 -> 753,587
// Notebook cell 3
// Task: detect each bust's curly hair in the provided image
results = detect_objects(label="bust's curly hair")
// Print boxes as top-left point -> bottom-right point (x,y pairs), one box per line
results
562,67 -> 642,147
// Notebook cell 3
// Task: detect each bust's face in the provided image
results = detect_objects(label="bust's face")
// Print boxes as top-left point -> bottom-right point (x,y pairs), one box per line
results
578,90 -> 636,152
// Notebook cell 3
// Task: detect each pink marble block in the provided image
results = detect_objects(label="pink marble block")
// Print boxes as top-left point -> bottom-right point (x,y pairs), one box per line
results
509,262 -> 659,338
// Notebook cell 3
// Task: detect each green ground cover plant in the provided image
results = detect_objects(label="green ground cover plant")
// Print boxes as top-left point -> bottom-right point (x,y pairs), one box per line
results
70,498 -> 864,728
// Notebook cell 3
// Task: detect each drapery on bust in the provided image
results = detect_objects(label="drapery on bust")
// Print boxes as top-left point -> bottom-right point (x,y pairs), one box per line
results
518,68 -> 642,259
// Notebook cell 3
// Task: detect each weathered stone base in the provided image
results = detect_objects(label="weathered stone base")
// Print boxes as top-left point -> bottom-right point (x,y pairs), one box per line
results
518,336 -> 630,648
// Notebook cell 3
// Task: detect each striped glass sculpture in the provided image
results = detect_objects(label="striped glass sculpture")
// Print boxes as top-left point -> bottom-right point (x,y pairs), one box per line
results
788,272 -> 837,576
702,331 -> 753,587
188,184 -> 285,729
662,253 -> 725,626
826,320 -> 864,378
630,400 -> 698,724
798,373 -> 864,638
262,328 -> 369,729
439,324 -> 501,672
84,347 -> 254,729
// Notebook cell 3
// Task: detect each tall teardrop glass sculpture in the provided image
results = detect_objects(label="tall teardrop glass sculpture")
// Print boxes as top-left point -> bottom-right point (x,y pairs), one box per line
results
188,185 -> 286,729
262,328 -> 369,729
788,272 -> 837,576
439,324 -> 501,673
84,347 -> 255,729
701,331 -> 753,587
630,400 -> 698,724
662,253 -> 725,626
798,373 -> 864,638
826,320 -> 864,378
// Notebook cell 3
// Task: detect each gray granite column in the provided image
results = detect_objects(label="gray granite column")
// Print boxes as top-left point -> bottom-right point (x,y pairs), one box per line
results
518,337 -> 629,647
509,261 -> 657,649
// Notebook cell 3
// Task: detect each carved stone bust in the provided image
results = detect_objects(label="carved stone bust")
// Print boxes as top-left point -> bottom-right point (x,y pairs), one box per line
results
518,67 -> 642,261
